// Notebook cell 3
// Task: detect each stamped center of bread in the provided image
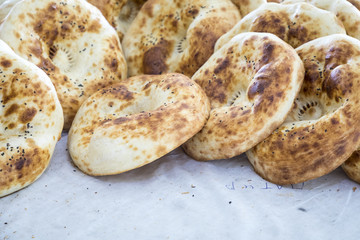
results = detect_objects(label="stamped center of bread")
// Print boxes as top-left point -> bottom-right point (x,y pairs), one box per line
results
100,83 -> 173,120
48,44 -> 74,73
296,99 -> 323,121
176,37 -> 186,54
285,94 -> 345,124
228,89 -> 247,107
121,95 -> 168,116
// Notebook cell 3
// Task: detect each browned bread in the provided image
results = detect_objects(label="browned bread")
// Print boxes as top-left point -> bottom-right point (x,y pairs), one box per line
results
247,34 -> 360,185
123,0 -> 240,77
183,32 -> 304,161
282,0 -> 360,39
68,73 -> 210,175
0,0 -> 127,130
216,2 -> 346,50
0,40 -> 63,197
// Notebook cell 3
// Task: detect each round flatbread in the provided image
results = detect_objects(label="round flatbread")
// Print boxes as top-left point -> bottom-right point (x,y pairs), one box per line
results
0,39 -> 63,197
68,73 -> 210,176
282,0 -> 360,40
215,2 -> 346,50
123,0 -> 240,77
183,32 -> 304,161
247,34 -> 360,185
0,0 -> 127,130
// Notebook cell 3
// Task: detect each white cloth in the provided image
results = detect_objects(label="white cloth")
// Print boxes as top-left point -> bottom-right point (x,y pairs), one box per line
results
1,133 -> 359,239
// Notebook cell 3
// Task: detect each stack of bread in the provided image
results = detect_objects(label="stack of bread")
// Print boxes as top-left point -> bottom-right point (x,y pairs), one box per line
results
1,0 -> 360,197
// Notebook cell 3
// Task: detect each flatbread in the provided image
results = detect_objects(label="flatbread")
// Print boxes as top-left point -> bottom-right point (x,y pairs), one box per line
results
0,0 -> 127,130
282,0 -> 360,39
68,73 -> 210,175
215,2 -> 346,50
123,0 -> 240,77
0,39 -> 63,197
247,34 -> 360,185
183,32 -> 304,161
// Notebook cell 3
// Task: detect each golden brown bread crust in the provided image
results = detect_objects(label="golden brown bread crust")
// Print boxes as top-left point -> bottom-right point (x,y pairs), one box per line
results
68,73 -> 210,176
123,0 -> 240,77
247,34 -> 360,185
0,39 -> 63,197
182,32 -> 304,161
0,0 -> 127,130
87,0 -> 147,41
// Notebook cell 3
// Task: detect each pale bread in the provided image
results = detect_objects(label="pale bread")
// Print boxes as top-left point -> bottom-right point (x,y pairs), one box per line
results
215,2 -> 346,51
68,73 -> 210,176
183,32 -> 304,161
0,0 -> 127,130
0,0 -> 22,23
0,39 -> 63,197
123,0 -> 240,77
247,34 -> 360,185
87,0 -> 147,41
